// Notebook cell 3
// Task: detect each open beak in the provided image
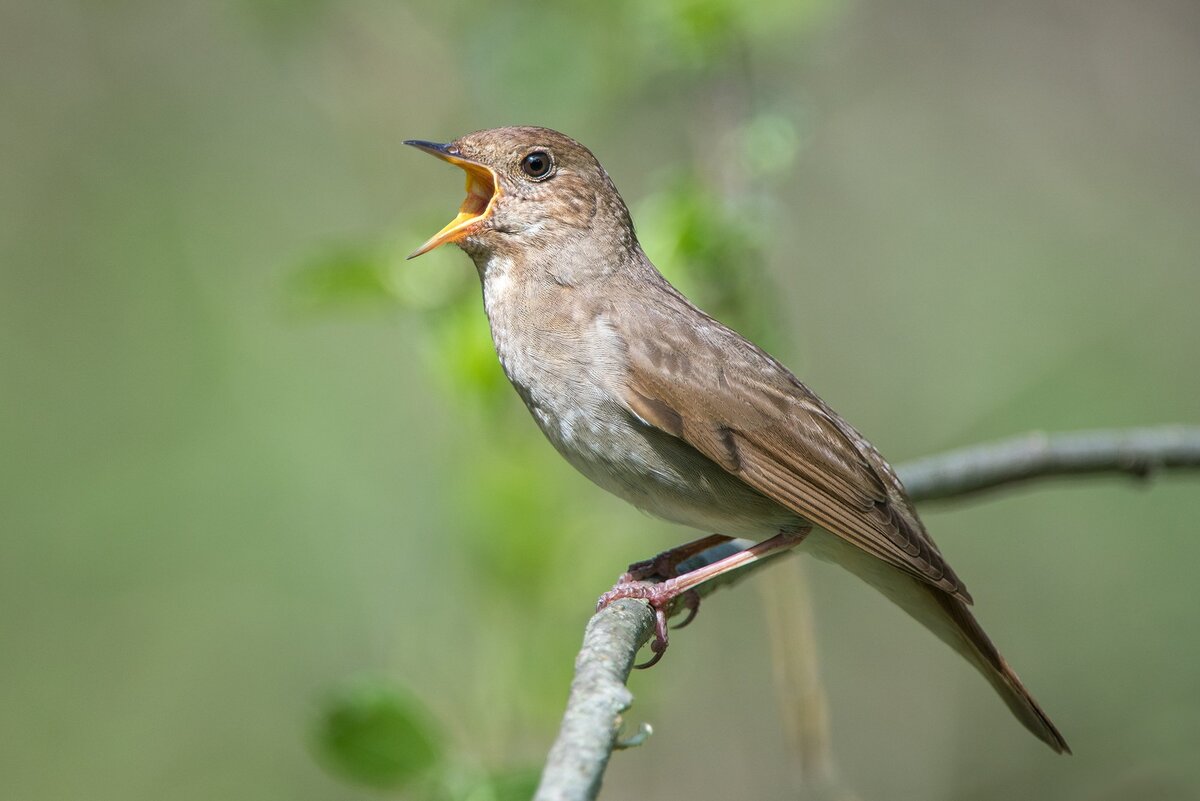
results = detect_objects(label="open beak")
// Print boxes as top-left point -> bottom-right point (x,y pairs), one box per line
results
405,140 -> 500,259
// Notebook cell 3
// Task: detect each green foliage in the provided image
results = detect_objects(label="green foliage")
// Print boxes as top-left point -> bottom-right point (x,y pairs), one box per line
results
456,448 -> 568,600
315,675 -> 541,801
236,0 -> 332,39
419,295 -> 513,414
289,244 -> 400,313
315,675 -> 443,790
630,0 -> 842,71
451,768 -> 541,801
287,233 -> 476,316
635,171 -> 779,345
737,112 -> 806,180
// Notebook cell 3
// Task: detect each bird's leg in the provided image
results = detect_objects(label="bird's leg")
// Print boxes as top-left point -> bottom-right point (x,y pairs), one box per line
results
618,534 -> 732,635
621,533 -> 734,583
596,527 -> 810,668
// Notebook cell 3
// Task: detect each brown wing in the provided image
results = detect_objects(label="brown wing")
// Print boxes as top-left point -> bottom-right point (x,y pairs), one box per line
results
617,297 -> 972,604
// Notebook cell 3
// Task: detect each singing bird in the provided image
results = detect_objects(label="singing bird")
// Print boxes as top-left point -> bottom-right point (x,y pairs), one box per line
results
406,126 -> 1068,753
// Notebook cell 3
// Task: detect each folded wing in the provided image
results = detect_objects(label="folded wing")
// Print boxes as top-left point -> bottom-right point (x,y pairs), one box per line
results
617,298 -> 971,604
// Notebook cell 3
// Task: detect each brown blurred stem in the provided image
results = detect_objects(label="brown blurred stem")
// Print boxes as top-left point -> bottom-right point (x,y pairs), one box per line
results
531,425 -> 1200,801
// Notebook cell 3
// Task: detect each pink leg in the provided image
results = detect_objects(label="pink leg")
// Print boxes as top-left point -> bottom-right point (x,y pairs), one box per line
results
596,527 -> 810,668
619,533 -> 735,633
618,534 -> 734,635
621,533 -> 734,583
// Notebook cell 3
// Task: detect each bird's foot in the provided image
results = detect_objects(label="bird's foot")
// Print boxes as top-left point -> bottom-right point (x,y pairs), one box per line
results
597,528 -> 809,669
595,576 -> 697,669
600,535 -> 731,667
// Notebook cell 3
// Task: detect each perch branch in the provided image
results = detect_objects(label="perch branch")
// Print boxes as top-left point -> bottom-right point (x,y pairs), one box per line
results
532,599 -> 654,801
532,425 -> 1200,801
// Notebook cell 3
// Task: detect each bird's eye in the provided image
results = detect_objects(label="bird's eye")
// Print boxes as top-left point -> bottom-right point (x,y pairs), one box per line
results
521,151 -> 553,180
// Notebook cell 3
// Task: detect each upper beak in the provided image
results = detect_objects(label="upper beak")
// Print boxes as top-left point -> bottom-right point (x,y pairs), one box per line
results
405,140 -> 500,259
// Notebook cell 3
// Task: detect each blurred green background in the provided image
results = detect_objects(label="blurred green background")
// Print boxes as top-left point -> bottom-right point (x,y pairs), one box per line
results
2,0 -> 1198,799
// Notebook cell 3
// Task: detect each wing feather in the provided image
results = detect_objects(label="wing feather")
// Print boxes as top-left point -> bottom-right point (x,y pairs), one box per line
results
617,299 -> 971,603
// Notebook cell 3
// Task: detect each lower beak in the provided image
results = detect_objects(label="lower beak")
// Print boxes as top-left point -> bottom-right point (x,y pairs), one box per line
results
405,140 -> 500,259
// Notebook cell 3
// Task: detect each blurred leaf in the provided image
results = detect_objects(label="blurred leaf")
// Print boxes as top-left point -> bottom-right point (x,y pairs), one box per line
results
315,675 -> 442,790
738,112 -> 804,179
435,764 -> 541,801
629,0 -> 841,70
458,447 -> 568,601
391,246 -> 476,311
288,244 -> 398,313
634,173 -> 778,345
483,767 -> 540,801
420,294 -> 512,412
288,234 -> 476,316
236,0 -> 334,41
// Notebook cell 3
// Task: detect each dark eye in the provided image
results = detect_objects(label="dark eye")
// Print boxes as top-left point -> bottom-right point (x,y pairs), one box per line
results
521,150 -> 553,179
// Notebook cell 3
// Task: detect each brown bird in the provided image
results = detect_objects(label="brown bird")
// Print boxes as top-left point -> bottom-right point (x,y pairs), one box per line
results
406,126 -> 1069,753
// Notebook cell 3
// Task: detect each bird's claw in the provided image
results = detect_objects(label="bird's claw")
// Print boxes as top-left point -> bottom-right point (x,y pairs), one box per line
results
635,606 -> 670,668
596,577 -> 694,668
671,589 -> 701,630
598,537 -> 730,667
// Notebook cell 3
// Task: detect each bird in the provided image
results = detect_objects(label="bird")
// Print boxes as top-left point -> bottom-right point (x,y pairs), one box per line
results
405,126 -> 1069,753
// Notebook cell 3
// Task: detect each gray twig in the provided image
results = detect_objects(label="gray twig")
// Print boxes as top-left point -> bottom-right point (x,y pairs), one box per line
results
532,425 -> 1200,801
900,426 -> 1200,502
531,599 -> 653,801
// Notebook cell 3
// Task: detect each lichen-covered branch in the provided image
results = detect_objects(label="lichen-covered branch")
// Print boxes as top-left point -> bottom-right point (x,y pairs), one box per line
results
532,425 -> 1200,801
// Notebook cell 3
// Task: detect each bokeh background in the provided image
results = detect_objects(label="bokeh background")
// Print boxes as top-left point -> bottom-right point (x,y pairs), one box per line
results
2,0 -> 1198,799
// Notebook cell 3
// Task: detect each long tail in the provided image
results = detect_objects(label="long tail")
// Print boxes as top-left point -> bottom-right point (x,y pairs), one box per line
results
807,533 -> 1070,752
928,588 -> 1070,753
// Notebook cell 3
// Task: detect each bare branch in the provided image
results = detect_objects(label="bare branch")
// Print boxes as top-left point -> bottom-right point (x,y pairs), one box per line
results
532,599 -> 653,801
532,425 -> 1200,801
900,426 -> 1200,502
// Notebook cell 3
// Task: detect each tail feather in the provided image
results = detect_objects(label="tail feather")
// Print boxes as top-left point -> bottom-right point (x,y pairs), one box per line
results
929,588 -> 1071,754
805,531 -> 1070,752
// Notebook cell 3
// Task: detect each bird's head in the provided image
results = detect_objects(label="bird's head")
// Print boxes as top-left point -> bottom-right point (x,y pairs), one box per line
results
405,126 -> 635,264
